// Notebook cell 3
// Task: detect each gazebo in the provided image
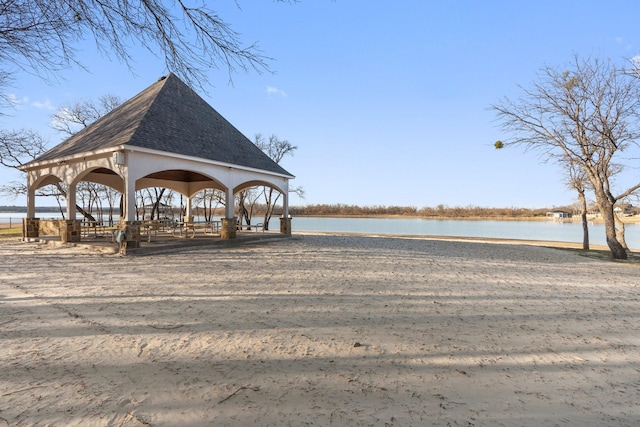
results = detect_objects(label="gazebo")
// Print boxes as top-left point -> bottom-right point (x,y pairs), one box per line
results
18,73 -> 295,248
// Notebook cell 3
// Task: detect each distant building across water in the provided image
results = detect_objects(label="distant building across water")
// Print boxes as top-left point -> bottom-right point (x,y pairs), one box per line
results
546,210 -> 572,220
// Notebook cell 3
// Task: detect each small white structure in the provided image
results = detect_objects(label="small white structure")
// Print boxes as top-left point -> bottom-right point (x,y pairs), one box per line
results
19,74 -> 295,246
546,210 -> 572,219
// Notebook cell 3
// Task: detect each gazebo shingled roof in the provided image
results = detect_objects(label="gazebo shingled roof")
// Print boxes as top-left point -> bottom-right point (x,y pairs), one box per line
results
20,73 -> 295,243
29,73 -> 291,177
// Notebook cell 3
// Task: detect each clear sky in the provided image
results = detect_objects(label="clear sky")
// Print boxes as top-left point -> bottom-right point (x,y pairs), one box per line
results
2,0 -> 640,209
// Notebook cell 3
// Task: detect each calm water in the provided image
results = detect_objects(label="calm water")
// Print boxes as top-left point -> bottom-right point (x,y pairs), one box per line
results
2,212 -> 638,249
287,216 -> 640,250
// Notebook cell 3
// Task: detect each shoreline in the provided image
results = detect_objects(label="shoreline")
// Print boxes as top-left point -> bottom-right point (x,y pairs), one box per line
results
293,230 -> 615,253
0,229 -> 618,253
290,214 -> 640,224
5,211 -> 640,223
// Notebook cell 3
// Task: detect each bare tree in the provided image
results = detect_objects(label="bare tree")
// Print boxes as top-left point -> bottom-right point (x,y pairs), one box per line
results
492,56 -> 640,259
192,189 -> 224,222
236,188 -> 259,229
565,161 -> 590,251
160,190 -> 176,221
255,134 -> 297,164
0,0 -> 288,89
0,129 -> 68,214
0,70 -> 14,115
143,187 -> 168,221
99,185 -> 120,226
49,95 -> 125,220
0,129 -> 49,169
0,94 -> 124,219
51,94 -> 121,135
254,133 -> 304,230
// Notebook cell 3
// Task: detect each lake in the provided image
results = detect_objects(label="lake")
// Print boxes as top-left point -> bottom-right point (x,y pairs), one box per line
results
2,212 -> 638,250
287,216 -> 640,250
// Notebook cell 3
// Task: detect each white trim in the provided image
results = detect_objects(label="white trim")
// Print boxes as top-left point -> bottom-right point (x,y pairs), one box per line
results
18,145 -> 127,171
122,145 -> 295,179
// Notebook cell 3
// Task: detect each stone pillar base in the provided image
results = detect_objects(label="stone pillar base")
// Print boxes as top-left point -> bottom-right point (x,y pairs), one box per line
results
221,217 -> 237,240
23,218 -> 40,239
60,220 -> 82,243
280,217 -> 292,235
118,220 -> 141,254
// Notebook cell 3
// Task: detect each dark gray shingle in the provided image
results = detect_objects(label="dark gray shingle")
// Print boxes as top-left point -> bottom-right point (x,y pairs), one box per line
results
29,74 -> 292,177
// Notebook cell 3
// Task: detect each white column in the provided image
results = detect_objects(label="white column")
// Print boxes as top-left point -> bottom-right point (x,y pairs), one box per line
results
185,196 -> 192,221
67,183 -> 77,220
282,180 -> 290,218
224,186 -> 234,219
124,169 -> 136,221
26,174 -> 36,218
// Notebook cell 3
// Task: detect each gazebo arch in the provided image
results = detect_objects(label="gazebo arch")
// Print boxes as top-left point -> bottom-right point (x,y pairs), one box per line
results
19,73 -> 295,247
234,179 -> 287,195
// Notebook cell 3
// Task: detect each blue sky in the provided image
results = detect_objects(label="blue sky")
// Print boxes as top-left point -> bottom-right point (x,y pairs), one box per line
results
2,0 -> 640,209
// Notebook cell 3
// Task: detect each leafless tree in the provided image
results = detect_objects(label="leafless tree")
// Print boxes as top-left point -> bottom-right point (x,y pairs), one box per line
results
141,187 -> 168,221
0,94 -> 124,219
0,129 -> 70,215
492,56 -> 640,259
51,94 -> 121,135
99,185 -> 120,226
254,133 -> 304,230
236,188 -> 259,229
49,95 -> 126,220
0,70 -> 14,115
565,161 -> 591,251
0,129 -> 49,169
0,0 -> 289,89
192,189 -> 224,222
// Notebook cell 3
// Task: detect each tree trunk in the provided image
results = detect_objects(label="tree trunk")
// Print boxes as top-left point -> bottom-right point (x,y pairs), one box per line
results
150,188 -> 166,220
581,212 -> 589,251
615,215 -> 630,254
262,188 -> 273,231
237,191 -> 251,229
262,188 -> 282,231
578,191 -> 589,251
600,201 -> 627,259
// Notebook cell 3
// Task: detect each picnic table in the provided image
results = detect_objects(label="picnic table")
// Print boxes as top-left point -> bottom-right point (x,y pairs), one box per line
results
171,221 -> 196,238
237,222 -> 264,232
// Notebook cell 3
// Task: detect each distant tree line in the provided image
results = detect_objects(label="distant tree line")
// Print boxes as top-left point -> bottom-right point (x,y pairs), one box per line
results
288,204 -> 556,218
0,206 -> 60,213
0,203 -> 572,219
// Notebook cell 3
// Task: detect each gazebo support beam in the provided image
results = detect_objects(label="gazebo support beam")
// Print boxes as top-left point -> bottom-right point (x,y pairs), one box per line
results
124,171 -> 136,222
66,183 -> 77,221
23,184 -> 39,239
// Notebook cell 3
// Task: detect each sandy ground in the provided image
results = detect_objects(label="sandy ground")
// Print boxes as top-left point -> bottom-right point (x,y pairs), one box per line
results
1,233 -> 639,427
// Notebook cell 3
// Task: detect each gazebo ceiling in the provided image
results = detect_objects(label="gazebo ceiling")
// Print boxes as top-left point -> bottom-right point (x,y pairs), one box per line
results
90,168 -> 119,177
145,169 -> 212,183
88,168 -> 210,183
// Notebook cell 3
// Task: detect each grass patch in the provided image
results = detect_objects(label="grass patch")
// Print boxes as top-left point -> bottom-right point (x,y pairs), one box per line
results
557,246 -> 640,264
0,227 -> 22,237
